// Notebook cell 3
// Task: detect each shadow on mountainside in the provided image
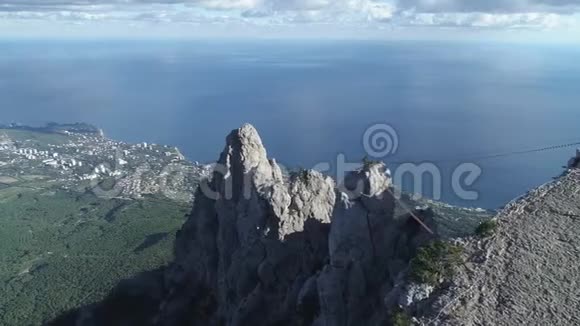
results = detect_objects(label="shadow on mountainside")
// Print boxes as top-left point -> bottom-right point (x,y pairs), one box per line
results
48,207 -> 437,326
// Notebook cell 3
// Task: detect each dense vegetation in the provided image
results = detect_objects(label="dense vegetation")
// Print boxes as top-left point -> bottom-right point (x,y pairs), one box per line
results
475,219 -> 498,238
390,309 -> 412,326
409,240 -> 464,286
0,186 -> 189,325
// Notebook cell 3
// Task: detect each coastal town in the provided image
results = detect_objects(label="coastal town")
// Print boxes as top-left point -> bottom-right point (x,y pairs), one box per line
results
0,124 -> 211,203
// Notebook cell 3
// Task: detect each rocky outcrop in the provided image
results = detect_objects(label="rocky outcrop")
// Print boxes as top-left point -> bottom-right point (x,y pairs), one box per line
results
421,169 -> 580,326
50,124 -> 483,326
157,124 -> 431,325
158,124 -> 338,325
51,125 -> 580,326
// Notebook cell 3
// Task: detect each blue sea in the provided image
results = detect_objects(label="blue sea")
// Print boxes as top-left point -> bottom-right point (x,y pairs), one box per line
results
1,40 -> 579,209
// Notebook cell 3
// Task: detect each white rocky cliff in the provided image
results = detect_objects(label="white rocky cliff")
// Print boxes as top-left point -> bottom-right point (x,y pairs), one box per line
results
157,124 -> 431,325
49,124 -> 446,326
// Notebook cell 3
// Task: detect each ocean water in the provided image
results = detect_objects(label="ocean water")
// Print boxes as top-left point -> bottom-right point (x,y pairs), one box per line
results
1,39 -> 579,209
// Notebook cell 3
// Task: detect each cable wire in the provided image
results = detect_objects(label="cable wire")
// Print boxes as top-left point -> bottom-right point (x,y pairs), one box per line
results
389,140 -> 580,164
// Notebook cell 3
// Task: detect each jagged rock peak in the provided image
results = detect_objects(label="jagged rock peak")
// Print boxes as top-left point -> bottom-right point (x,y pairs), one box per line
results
342,161 -> 392,199
222,123 -> 268,172
213,124 -> 284,202
51,124 -> 441,326
283,169 -> 336,235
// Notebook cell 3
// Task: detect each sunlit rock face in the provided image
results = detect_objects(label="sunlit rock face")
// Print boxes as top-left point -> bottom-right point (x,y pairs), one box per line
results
157,124 -> 436,326
51,124 -> 438,326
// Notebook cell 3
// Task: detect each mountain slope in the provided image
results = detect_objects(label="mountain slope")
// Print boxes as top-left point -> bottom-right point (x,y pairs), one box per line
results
424,169 -> 580,326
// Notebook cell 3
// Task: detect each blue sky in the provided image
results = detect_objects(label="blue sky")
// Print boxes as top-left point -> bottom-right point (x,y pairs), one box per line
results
1,0 -> 580,41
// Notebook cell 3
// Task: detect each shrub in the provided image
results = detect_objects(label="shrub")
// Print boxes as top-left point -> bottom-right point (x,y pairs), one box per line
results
475,220 -> 497,238
291,167 -> 310,183
390,310 -> 412,326
362,155 -> 382,169
409,240 -> 463,286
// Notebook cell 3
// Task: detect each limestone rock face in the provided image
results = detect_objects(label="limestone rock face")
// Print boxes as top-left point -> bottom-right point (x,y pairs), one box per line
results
343,162 -> 392,198
315,162 -> 421,326
51,124 -> 438,326
421,169 -> 580,326
160,125 -> 425,325
399,283 -> 435,307
161,124 -> 344,325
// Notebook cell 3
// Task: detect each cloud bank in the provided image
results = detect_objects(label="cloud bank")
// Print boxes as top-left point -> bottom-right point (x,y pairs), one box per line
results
1,0 -> 579,37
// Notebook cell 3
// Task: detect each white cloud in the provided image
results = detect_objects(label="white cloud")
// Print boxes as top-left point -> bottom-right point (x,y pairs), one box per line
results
236,0 -> 397,23
396,0 -> 580,13
196,0 -> 262,10
399,11 -> 571,29
0,0 -> 578,37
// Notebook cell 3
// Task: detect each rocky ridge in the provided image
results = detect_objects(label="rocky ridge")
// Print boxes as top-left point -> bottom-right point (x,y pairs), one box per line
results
157,124 -> 425,325
50,124 -> 489,326
421,166 -> 580,326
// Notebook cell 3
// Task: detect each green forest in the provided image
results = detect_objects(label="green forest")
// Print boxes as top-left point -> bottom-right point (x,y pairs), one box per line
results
0,187 -> 190,325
